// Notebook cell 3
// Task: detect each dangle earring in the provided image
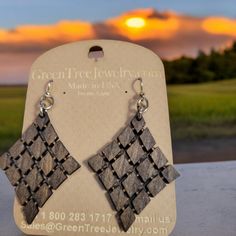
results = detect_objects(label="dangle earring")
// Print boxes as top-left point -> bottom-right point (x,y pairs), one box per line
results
0,81 -> 81,224
88,78 -> 180,232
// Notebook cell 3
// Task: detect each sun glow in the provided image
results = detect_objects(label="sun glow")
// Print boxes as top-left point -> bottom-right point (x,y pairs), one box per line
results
105,9 -> 180,41
125,17 -> 146,28
202,17 -> 236,37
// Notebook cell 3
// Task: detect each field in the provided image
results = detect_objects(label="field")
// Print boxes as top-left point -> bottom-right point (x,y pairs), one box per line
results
0,87 -> 26,153
168,79 -> 236,140
0,79 -> 236,154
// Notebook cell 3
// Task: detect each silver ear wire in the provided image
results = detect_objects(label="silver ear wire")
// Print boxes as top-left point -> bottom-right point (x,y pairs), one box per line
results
136,78 -> 149,115
45,80 -> 53,96
40,80 -> 54,113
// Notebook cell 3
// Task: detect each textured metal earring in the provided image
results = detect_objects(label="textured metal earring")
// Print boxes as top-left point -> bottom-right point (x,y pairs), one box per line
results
88,78 -> 180,232
0,81 -> 81,224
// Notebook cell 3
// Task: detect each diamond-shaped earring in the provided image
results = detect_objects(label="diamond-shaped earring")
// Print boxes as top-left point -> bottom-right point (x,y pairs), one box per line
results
88,78 -> 180,232
0,81 -> 81,224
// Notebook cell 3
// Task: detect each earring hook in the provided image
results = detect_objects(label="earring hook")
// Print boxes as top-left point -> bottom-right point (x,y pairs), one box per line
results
136,78 -> 149,115
40,80 -> 54,113
45,80 -> 53,95
137,77 -> 144,96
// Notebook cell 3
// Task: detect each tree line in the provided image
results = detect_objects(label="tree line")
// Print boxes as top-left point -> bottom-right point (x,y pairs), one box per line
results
164,42 -> 236,84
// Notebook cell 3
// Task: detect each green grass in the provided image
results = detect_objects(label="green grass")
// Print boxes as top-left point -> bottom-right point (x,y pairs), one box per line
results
0,87 -> 26,152
0,79 -> 236,153
168,79 -> 236,140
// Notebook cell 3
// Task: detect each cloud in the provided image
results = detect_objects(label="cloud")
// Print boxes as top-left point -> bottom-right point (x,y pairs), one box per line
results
0,8 -> 235,58
0,20 -> 94,53
98,9 -> 236,58
202,17 -> 236,37
0,8 -> 236,84
0,9 -> 236,83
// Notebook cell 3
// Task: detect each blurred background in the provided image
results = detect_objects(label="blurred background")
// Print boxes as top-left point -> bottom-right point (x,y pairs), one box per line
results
0,0 -> 235,163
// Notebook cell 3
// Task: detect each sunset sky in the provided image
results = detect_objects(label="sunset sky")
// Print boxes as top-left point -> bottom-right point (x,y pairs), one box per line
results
0,1 -> 235,84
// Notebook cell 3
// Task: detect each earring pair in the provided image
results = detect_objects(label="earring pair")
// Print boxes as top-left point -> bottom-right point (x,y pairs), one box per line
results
0,78 -> 179,231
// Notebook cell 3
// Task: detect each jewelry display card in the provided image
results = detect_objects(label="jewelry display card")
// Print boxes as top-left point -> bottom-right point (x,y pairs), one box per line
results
13,40 -> 178,235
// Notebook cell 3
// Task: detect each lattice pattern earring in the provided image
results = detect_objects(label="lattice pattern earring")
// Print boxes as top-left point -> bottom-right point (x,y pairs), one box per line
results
88,78 -> 180,232
0,81 -> 81,224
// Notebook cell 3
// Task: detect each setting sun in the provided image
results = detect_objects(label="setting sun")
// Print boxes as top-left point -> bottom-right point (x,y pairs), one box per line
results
125,17 -> 146,28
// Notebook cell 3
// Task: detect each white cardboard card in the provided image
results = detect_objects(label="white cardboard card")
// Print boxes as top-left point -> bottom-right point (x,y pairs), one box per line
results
13,40 -> 177,236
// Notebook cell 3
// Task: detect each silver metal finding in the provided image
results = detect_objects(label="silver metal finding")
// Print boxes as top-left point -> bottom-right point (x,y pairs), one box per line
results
137,96 -> 149,114
40,80 -> 54,113
138,77 -> 144,96
136,78 -> 149,114
45,80 -> 53,96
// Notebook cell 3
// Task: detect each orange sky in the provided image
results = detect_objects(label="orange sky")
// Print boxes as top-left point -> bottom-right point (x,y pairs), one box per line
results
0,8 -> 236,84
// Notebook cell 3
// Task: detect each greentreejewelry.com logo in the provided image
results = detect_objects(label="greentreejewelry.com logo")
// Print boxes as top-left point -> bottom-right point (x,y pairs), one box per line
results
21,221 -> 168,235
32,67 -> 162,81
